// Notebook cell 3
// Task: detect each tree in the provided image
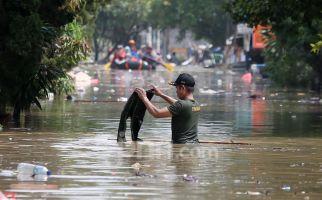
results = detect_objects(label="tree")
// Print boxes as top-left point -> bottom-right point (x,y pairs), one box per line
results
311,34 -> 322,54
226,0 -> 322,91
92,0 -> 151,62
0,0 -> 99,119
148,0 -> 233,47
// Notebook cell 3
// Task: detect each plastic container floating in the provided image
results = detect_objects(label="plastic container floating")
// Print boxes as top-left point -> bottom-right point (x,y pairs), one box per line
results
17,163 -> 51,176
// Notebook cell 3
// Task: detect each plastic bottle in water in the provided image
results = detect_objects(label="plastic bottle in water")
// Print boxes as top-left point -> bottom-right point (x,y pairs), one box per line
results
17,163 -> 51,176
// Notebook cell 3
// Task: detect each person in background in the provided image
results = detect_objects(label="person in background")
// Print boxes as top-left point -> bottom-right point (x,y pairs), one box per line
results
170,52 -> 180,65
111,45 -> 126,63
128,39 -> 139,58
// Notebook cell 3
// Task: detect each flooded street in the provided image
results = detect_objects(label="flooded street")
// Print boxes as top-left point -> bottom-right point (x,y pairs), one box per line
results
1,65 -> 322,199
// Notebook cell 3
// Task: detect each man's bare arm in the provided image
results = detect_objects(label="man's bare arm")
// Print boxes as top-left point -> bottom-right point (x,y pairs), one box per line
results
151,85 -> 177,105
158,93 -> 177,105
135,88 -> 172,118
142,98 -> 172,118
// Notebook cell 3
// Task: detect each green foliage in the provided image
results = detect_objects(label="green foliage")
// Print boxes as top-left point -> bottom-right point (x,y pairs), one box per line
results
264,45 -> 313,87
54,76 -> 75,95
226,0 -> 322,90
149,0 -> 231,46
0,0 -> 95,118
311,34 -> 322,54
43,21 -> 90,71
13,64 -> 66,116
92,0 -> 151,61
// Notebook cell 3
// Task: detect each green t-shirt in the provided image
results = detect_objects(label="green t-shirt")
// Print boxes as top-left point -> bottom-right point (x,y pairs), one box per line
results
168,99 -> 200,144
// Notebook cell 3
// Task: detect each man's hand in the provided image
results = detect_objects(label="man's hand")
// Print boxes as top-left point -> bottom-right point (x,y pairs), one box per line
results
135,88 -> 147,100
135,87 -> 172,118
151,85 -> 163,97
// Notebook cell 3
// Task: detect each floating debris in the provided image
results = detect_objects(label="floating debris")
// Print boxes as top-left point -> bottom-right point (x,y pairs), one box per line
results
236,191 -> 263,196
0,170 -> 16,177
248,94 -> 261,99
217,79 -> 222,86
93,87 -> 99,92
106,89 -> 116,93
9,128 -> 32,131
131,163 -> 154,177
233,179 -> 242,184
182,174 -> 198,182
199,88 -> 218,95
117,97 -> 128,102
131,162 -> 141,176
246,191 -> 262,196
281,184 -> 291,191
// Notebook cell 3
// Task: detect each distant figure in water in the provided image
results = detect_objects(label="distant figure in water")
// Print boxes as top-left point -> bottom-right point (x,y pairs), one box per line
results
242,71 -> 252,83
66,95 -> 73,101
135,73 -> 200,144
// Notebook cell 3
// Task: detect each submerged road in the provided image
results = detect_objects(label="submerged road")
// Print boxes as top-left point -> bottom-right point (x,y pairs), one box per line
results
0,64 -> 322,199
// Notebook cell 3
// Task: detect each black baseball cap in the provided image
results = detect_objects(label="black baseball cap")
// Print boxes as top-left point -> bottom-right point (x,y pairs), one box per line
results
169,73 -> 195,87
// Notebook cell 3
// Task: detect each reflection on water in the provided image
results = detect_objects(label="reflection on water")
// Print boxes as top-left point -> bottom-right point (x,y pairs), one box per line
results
1,65 -> 322,199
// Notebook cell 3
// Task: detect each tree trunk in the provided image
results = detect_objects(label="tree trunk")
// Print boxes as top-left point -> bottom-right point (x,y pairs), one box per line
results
13,104 -> 21,120
310,53 -> 322,93
0,103 -> 6,115
93,32 -> 100,62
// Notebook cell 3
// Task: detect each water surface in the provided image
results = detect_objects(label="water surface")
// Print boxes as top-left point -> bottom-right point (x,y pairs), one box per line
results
1,65 -> 322,199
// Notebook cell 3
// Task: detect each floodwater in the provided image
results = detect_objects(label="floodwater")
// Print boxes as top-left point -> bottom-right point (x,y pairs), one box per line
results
1,64 -> 322,199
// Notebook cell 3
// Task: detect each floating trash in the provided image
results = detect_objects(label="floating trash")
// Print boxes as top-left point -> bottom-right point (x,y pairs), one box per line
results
217,79 -> 222,86
131,162 -> 141,176
131,163 -> 154,177
106,89 -> 116,93
0,170 -> 16,177
281,184 -> 291,191
233,179 -> 242,184
236,191 -> 263,196
117,97 -> 128,102
17,163 -> 51,176
93,87 -> 99,92
0,191 -> 16,200
182,174 -> 198,182
199,88 -> 218,95
246,191 -> 262,196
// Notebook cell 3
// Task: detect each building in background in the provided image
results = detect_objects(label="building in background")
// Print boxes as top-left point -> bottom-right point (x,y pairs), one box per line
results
224,23 -> 269,72
139,27 -> 208,60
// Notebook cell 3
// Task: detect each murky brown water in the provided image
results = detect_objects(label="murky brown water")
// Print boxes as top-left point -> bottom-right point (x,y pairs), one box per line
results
1,65 -> 322,199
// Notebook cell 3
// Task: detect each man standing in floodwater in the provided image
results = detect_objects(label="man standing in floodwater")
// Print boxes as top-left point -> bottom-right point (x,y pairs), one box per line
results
135,73 -> 200,144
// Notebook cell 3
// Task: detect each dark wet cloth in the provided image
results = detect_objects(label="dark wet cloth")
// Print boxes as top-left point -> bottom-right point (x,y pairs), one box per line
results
117,90 -> 154,142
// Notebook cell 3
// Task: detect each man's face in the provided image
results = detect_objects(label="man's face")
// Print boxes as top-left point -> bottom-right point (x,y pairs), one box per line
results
175,85 -> 185,99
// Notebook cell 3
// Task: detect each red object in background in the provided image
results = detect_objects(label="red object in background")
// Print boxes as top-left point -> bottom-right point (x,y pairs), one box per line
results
0,192 -> 16,200
90,79 -> 99,86
242,72 -> 252,83
252,25 -> 271,49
